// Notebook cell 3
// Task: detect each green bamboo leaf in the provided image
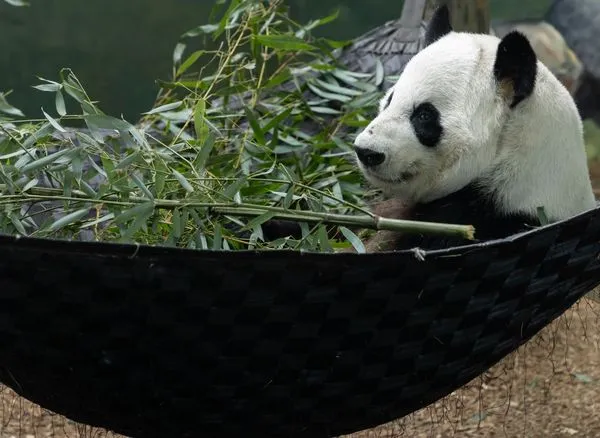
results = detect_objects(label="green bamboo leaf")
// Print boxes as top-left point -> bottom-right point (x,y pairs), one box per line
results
63,171 -> 73,196
215,0 -> 241,38
306,82 -> 351,103
80,213 -> 115,229
283,185 -> 294,209
193,98 -> 209,140
131,173 -> 154,200
142,101 -> 183,115
3,0 -> 29,6
317,225 -> 333,252
172,169 -> 194,193
32,83 -> 61,93
279,164 -> 300,183
49,208 -> 90,232
243,106 -> 266,145
301,9 -> 339,31
245,211 -> 276,231
60,69 -> 90,104
21,177 -> 39,192
19,148 -> 73,173
120,204 -> 154,241
79,180 -> 98,198
176,50 -> 206,76
222,176 -> 247,200
114,201 -> 155,225
42,107 -> 65,132
339,226 -> 366,254
182,24 -> 219,38
193,133 -> 215,173
212,223 -> 223,250
0,149 -> 31,160
313,78 -> 363,97
9,212 -> 27,235
153,160 -> 168,196
172,42 -> 186,65
172,208 -> 182,238
55,90 -> 67,116
264,70 -> 292,89
262,107 -> 292,133
115,151 -> 141,170
253,34 -> 315,51
0,93 -> 24,117
310,106 -> 341,115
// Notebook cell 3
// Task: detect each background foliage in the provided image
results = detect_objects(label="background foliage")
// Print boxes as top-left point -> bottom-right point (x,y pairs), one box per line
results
0,0 -> 553,121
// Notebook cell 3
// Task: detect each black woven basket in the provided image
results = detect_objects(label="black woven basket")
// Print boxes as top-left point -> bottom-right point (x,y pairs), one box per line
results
1,204 -> 600,438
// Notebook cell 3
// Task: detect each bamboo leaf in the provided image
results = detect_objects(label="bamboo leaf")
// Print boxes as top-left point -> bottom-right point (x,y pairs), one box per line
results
253,34 -> 315,51
19,148 -> 73,173
115,151 -> 142,170
176,50 -> 206,76
193,98 -> 209,140
42,107 -> 66,132
80,213 -> 115,229
172,208 -> 182,238
339,226 -> 366,254
131,173 -> 154,200
245,211 -> 276,230
114,201 -> 155,225
143,101 -> 183,115
173,169 -> 194,193
9,212 -> 27,235
172,42 -> 186,65
3,0 -> 29,7
212,223 -> 223,250
55,90 -> 67,116
243,106 -> 266,145
33,83 -> 61,93
49,208 -> 90,232
193,133 -> 215,173
317,225 -> 333,252
306,82 -> 351,103
120,204 -> 154,241
0,93 -> 24,117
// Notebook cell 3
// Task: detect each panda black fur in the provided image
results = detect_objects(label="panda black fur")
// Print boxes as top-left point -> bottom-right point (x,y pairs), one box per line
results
353,5 -> 596,251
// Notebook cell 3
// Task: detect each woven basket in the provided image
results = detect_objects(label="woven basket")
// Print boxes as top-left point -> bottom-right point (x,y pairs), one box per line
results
1,204 -> 600,438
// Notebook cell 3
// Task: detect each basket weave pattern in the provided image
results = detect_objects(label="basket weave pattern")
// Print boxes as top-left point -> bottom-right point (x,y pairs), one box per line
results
0,207 -> 600,437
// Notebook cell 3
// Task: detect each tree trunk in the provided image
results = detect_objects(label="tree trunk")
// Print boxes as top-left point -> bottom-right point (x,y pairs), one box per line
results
424,0 -> 490,34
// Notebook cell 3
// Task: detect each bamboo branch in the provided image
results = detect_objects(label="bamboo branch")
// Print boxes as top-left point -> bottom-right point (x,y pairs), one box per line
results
0,184 -> 476,240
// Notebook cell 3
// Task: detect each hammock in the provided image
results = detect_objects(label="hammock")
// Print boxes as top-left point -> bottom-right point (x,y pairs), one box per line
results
0,203 -> 599,437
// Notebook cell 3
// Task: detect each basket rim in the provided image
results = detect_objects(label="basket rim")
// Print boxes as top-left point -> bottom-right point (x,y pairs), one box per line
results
0,203 -> 598,260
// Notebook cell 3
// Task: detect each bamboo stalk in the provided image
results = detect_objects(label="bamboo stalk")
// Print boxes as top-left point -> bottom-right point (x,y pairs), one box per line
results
0,184 -> 476,240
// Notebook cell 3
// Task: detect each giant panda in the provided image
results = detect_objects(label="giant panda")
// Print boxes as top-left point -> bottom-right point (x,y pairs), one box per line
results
352,5 -> 597,252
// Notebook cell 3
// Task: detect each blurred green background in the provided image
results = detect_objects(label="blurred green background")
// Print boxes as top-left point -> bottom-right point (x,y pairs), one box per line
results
0,0 -> 553,122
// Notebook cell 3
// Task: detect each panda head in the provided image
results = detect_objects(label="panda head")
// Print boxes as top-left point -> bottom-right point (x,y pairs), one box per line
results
353,5 -> 545,205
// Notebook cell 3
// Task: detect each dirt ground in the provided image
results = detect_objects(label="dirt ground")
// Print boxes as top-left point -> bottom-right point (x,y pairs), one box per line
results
0,296 -> 598,438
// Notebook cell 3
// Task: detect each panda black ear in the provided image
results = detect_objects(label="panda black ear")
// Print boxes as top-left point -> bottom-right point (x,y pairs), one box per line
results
493,31 -> 537,108
424,5 -> 453,47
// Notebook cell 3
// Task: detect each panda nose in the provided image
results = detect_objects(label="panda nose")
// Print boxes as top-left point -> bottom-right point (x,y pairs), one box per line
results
355,147 -> 386,167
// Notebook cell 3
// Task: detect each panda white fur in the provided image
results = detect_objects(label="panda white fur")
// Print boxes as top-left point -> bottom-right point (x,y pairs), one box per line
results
353,5 -> 597,250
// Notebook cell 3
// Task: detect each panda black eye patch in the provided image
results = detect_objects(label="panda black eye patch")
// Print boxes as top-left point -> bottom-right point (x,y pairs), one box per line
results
410,102 -> 443,147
